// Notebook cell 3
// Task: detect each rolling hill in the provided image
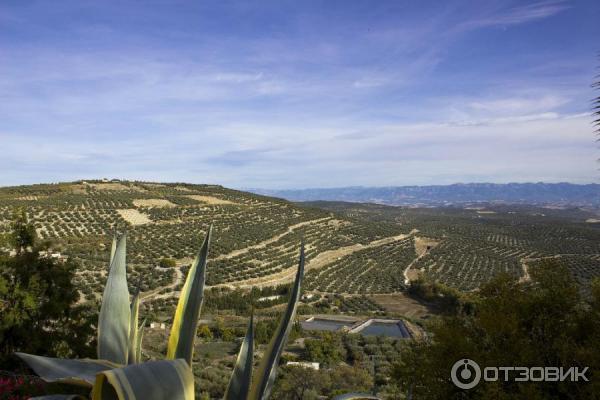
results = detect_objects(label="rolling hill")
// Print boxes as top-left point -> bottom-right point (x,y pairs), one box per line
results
1,180 -> 600,306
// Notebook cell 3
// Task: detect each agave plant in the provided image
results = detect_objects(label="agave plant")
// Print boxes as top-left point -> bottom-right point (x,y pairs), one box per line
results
15,228 -> 305,400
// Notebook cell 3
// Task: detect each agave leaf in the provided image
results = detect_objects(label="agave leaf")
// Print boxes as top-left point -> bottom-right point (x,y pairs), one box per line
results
127,280 -> 142,364
98,234 -> 131,364
109,233 -> 117,265
248,244 -> 304,400
135,319 -> 146,364
15,352 -> 120,387
224,312 -> 254,400
91,359 -> 194,400
167,226 -> 211,365
331,394 -> 381,400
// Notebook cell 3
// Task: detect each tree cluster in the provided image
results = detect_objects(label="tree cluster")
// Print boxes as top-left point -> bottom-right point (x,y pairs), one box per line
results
394,261 -> 600,399
0,212 -> 95,368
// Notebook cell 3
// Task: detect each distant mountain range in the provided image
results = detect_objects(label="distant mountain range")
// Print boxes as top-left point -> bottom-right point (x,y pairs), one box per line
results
250,183 -> 600,207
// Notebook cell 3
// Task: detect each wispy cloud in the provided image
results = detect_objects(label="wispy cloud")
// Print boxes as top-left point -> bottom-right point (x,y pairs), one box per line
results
459,1 -> 569,30
0,0 -> 597,188
208,148 -> 278,167
467,95 -> 570,114
213,72 -> 264,83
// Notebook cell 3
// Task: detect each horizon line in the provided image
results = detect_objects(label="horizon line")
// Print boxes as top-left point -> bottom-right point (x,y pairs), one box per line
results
1,178 -> 600,191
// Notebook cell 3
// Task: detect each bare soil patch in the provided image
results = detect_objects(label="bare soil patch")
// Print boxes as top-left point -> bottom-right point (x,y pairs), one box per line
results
117,209 -> 152,225
414,236 -> 440,257
370,293 -> 439,320
88,183 -> 146,192
133,199 -> 176,208
405,268 -> 421,282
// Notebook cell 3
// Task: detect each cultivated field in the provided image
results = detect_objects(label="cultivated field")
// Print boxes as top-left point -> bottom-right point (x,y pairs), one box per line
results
307,202 -> 600,294
1,181 -> 599,306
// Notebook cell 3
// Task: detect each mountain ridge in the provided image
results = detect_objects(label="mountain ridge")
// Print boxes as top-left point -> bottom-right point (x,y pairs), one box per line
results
249,182 -> 600,207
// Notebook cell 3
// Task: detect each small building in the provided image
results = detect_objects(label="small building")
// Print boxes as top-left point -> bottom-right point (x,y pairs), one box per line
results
150,322 -> 166,330
286,361 -> 320,370
38,251 -> 67,262
257,295 -> 282,302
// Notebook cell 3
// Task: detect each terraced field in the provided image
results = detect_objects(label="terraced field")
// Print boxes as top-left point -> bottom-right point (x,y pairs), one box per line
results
0,181 -> 408,298
305,237 -> 415,293
410,239 -> 532,290
2,181 -> 600,301
304,202 -> 600,293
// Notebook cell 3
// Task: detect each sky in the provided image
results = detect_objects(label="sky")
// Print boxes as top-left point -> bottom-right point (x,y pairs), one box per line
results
1,0 -> 599,189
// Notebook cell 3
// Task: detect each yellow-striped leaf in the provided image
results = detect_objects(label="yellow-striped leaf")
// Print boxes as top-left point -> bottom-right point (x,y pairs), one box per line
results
249,244 -> 304,400
91,359 -> 194,400
98,234 -> 131,364
135,320 -> 146,364
167,227 -> 211,365
224,312 -> 254,400
127,288 -> 141,364
15,352 -> 120,387
109,233 -> 117,265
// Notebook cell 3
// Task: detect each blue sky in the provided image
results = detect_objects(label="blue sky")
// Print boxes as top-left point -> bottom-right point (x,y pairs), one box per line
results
1,0 -> 599,189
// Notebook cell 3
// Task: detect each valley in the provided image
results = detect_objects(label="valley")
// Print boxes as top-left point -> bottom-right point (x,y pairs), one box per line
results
2,180 -> 600,398
2,180 -> 600,306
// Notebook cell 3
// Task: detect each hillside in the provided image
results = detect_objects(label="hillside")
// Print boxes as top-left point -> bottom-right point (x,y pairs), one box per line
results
0,181 -> 408,302
252,182 -> 600,207
301,201 -> 600,295
1,180 -> 600,306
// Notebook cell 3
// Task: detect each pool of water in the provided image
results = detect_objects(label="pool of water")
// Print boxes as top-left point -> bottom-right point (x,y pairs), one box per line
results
301,318 -> 354,332
357,321 -> 411,338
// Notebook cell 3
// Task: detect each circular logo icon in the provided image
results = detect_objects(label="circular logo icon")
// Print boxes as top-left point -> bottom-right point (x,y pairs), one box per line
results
451,359 -> 481,389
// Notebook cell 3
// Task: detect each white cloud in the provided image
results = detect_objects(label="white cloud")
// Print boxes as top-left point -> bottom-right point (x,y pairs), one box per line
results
0,0 -> 595,188
459,1 -> 569,30
213,72 -> 264,83
468,95 -> 570,114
